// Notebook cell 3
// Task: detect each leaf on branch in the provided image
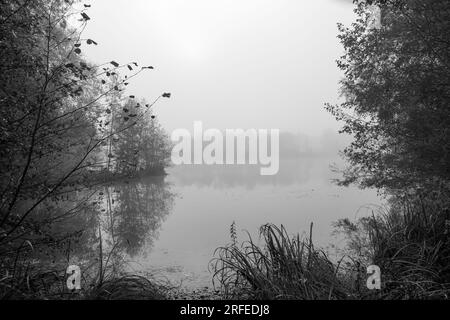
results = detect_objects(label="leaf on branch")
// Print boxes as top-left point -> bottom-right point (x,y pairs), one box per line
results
87,39 -> 98,45
74,48 -> 82,54
81,12 -> 91,21
162,93 -> 171,98
110,61 -> 120,68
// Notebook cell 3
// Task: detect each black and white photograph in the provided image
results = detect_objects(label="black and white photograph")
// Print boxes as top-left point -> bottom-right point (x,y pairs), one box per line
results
0,0 -> 449,312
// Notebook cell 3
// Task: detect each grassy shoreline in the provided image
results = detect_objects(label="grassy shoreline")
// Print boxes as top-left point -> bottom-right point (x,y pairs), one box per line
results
210,195 -> 450,300
2,193 -> 449,300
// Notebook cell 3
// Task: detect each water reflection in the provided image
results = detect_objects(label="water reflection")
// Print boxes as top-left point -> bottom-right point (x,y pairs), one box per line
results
34,176 -> 175,279
168,156 -> 339,188
102,176 -> 174,257
32,156 -> 379,290
126,156 -> 380,289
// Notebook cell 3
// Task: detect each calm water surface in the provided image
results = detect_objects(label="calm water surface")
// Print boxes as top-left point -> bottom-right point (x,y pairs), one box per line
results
114,156 -> 382,289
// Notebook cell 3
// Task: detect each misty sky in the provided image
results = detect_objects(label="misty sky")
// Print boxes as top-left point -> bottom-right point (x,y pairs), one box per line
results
83,0 -> 355,136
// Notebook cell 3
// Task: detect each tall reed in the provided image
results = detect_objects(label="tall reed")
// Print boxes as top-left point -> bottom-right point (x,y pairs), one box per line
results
211,224 -> 352,300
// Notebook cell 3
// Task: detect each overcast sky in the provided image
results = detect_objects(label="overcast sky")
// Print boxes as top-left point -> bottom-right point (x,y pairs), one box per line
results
83,0 -> 356,136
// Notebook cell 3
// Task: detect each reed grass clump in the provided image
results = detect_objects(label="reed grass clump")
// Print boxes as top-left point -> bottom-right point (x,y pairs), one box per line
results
336,194 -> 450,299
211,224 -> 352,300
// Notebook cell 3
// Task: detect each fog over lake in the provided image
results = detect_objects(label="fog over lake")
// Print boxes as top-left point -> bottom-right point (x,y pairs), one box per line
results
119,151 -> 381,288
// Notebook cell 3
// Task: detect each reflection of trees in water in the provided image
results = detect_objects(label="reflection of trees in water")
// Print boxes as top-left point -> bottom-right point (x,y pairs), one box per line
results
168,159 -> 318,189
30,177 -> 174,276
103,176 -> 174,258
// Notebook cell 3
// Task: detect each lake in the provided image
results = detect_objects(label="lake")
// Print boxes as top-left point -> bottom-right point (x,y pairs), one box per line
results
98,156 -> 382,289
